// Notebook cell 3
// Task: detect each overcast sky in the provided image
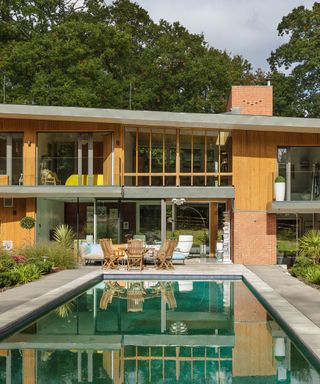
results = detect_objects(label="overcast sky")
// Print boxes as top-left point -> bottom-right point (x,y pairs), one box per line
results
116,0 -> 315,71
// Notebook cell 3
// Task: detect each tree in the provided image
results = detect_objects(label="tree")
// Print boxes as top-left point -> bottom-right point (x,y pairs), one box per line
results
268,2 -> 320,117
0,0 -> 260,112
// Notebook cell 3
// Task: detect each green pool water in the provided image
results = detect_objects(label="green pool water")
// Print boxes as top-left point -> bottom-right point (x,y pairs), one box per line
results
0,280 -> 319,383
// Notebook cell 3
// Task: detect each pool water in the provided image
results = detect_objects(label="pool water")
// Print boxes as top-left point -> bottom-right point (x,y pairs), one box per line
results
0,280 -> 319,383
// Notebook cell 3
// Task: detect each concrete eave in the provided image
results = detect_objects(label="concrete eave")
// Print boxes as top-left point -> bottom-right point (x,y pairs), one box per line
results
270,201 -> 320,213
123,186 -> 235,199
0,186 -> 123,198
0,104 -> 320,133
0,185 -> 234,199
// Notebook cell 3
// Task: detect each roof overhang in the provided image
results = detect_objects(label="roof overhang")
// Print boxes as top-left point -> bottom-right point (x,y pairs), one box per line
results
0,104 -> 320,133
270,201 -> 320,213
0,186 -> 234,199
123,186 -> 234,199
0,186 -> 123,198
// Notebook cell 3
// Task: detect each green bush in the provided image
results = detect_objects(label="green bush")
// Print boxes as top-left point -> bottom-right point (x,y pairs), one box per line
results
19,242 -> 76,269
0,271 -> 21,288
291,256 -> 320,285
13,264 -> 42,284
0,253 -> 15,272
298,229 -> 320,264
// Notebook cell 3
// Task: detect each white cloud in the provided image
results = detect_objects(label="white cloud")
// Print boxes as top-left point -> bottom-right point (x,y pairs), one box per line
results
127,0 -> 315,70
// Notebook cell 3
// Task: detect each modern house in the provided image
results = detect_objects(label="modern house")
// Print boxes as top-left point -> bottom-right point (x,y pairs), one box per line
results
1,85 -> 320,264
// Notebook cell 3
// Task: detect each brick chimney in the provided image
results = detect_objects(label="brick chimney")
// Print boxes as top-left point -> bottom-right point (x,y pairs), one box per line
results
227,85 -> 273,116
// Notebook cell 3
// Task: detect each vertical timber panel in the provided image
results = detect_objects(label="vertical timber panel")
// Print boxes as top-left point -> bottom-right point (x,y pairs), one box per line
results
23,124 -> 36,186
22,349 -> 36,384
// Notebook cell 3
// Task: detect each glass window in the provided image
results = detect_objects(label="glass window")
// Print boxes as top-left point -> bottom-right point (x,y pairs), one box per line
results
165,129 -> 176,173
124,128 -> 136,173
219,132 -> 232,173
38,132 -> 78,185
138,129 -> 150,173
12,133 -> 23,185
207,132 -> 219,173
180,132 -> 192,173
291,147 -> 320,201
151,129 -> 163,173
138,203 -> 161,243
193,132 -> 205,173
0,133 -> 23,185
0,134 -> 7,176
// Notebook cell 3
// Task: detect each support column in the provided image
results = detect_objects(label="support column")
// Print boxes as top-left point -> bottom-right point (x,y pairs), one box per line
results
161,199 -> 166,242
77,135 -> 82,186
88,133 -> 93,186
233,211 -> 276,264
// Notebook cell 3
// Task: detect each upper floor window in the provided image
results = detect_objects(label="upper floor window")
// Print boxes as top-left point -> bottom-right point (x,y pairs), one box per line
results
124,128 -> 232,186
277,146 -> 320,201
0,133 -> 23,185
37,132 -> 112,186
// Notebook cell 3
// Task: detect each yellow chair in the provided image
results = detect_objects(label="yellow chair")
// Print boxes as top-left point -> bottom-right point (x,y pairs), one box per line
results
65,174 -> 103,186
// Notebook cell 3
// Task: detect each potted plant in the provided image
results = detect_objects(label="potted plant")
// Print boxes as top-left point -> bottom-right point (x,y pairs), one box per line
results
20,216 -> 35,245
275,175 -> 286,201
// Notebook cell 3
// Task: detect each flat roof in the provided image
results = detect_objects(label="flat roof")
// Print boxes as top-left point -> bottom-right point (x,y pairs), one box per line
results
0,104 -> 320,133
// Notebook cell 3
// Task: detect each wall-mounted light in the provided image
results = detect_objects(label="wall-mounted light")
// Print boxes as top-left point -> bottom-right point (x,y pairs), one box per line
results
27,140 -> 31,147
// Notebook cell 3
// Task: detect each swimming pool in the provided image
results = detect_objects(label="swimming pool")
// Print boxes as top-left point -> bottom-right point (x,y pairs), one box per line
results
0,279 -> 319,383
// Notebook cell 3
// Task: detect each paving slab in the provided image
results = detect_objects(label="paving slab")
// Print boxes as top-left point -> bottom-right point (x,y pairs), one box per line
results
248,265 -> 320,327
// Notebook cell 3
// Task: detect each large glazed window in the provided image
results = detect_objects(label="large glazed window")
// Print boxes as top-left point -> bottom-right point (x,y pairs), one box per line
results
124,128 -> 232,186
0,132 -> 23,185
38,133 -> 78,185
38,132 -> 111,186
277,146 -> 320,201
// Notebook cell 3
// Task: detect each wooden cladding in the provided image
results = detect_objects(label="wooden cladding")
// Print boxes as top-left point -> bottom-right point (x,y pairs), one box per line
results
232,130 -> 320,211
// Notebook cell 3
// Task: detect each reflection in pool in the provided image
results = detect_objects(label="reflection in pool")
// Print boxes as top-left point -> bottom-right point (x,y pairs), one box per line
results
0,280 -> 319,383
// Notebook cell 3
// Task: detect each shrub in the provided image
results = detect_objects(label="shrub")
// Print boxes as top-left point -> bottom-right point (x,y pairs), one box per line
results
53,224 -> 75,248
19,242 -> 76,269
20,216 -> 35,229
0,271 -> 21,288
291,256 -> 320,285
13,264 -> 42,284
0,253 -> 15,272
298,229 -> 320,264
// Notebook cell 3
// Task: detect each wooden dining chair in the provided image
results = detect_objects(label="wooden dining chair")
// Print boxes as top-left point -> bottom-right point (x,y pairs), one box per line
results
127,239 -> 145,271
156,239 -> 177,269
100,238 -> 125,269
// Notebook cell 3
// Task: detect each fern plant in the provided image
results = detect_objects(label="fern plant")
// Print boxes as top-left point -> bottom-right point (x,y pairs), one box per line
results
53,224 -> 75,249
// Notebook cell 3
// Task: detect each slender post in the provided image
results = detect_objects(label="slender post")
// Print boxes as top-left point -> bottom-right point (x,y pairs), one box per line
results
88,133 -> 93,186
161,199 -> 166,242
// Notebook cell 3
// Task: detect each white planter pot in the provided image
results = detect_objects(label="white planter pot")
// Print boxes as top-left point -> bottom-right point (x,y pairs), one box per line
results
275,182 -> 285,201
216,241 -> 223,251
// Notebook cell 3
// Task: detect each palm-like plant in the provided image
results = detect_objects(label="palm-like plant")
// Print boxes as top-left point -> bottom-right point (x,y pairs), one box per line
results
299,229 -> 320,265
53,224 -> 75,249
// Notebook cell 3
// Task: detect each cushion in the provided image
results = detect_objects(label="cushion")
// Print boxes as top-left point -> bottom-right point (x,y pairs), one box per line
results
172,251 -> 186,260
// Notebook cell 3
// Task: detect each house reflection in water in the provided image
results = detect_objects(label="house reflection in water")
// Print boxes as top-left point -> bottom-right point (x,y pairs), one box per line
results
0,281 -> 319,383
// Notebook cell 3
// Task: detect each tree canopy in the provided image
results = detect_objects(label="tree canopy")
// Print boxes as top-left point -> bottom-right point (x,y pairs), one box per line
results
0,0 -> 262,112
268,2 -> 320,117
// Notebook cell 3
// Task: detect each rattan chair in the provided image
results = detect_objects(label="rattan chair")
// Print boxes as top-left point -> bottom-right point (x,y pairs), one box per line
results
127,239 -> 145,271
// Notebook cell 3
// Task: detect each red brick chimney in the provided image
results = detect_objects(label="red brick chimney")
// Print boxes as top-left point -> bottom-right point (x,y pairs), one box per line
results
227,85 -> 273,116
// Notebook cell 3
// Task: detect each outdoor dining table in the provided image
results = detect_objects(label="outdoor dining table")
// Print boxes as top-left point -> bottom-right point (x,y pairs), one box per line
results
113,243 -> 161,267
